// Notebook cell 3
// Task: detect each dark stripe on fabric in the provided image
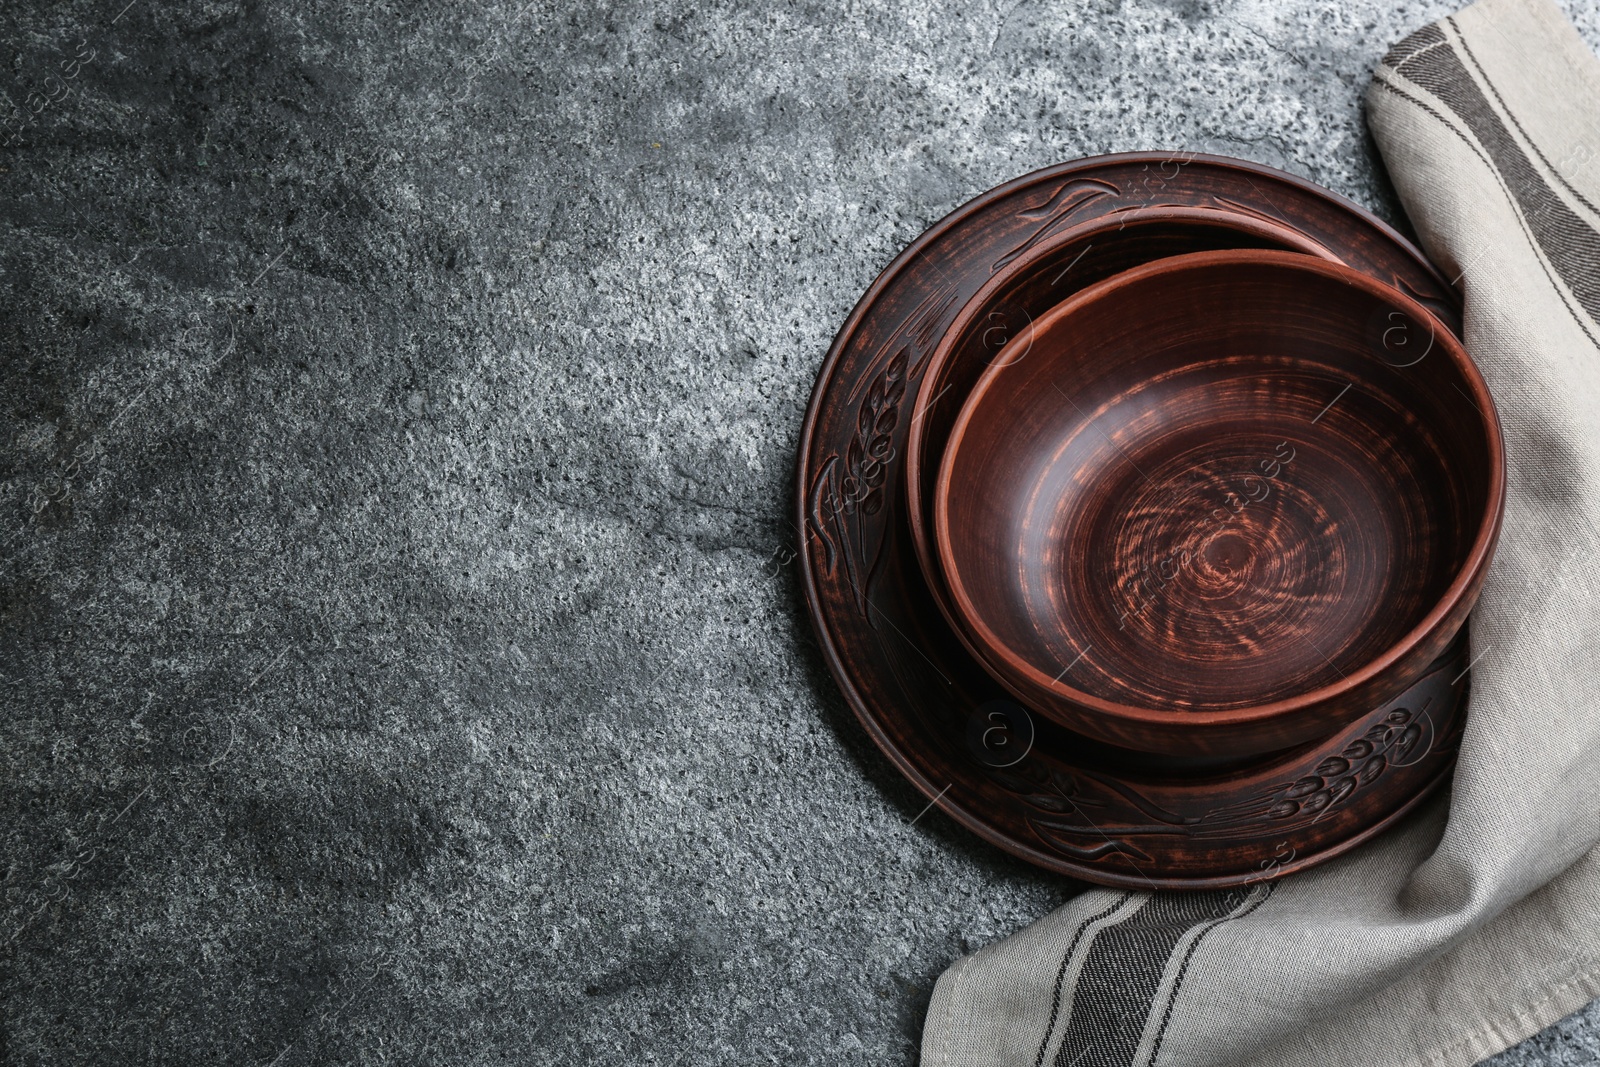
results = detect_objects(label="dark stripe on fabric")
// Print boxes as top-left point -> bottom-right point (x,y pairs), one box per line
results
1451,20 -> 1600,221
1050,889 -> 1252,1067
1371,74 -> 1600,352
1144,884 -> 1274,1067
1379,22 -> 1446,69
1395,33 -> 1600,328
1033,893 -> 1136,1067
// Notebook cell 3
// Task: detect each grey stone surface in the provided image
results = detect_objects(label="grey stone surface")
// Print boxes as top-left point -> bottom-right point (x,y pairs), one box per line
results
2,0 -> 1597,1063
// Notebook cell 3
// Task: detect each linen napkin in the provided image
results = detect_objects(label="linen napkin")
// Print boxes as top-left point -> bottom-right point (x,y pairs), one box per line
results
920,1 -> 1600,1064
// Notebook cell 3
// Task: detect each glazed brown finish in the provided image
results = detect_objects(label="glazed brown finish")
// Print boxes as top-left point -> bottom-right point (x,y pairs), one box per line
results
796,153 -> 1478,887
935,250 -> 1504,758
903,206 -> 1341,619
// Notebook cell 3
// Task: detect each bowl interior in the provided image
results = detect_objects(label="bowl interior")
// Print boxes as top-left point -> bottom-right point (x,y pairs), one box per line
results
908,210 -> 1334,564
935,252 -> 1496,714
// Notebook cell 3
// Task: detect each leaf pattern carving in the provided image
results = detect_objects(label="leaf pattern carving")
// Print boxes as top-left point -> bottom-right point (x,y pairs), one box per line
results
806,350 -> 908,615
992,178 -> 1120,272
987,695 -> 1454,868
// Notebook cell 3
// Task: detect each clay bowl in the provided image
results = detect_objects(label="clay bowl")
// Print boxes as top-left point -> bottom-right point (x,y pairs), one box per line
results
904,206 -> 1339,639
933,249 -> 1504,758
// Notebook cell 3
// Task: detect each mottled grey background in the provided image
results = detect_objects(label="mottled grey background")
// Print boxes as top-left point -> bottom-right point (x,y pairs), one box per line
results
2,0 -> 1597,1063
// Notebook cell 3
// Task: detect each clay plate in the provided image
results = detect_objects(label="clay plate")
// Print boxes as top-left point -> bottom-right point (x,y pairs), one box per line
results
795,153 -> 1474,887
934,249 -> 1503,759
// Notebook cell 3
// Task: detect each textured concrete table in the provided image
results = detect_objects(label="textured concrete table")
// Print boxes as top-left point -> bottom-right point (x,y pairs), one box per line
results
3,0 -> 1597,1063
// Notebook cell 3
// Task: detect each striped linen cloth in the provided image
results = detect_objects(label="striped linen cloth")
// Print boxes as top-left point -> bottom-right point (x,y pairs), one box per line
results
920,1 -> 1600,1064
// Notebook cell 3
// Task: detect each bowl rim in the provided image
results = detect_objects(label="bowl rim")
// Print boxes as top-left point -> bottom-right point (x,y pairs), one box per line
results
904,204 -> 1341,617
932,247 -> 1506,729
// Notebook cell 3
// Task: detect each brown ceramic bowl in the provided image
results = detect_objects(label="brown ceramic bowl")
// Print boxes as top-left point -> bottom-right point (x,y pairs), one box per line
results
933,249 -> 1504,757
904,207 -> 1340,638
